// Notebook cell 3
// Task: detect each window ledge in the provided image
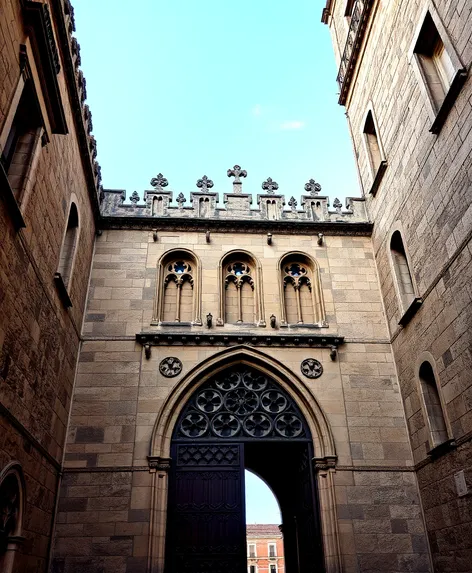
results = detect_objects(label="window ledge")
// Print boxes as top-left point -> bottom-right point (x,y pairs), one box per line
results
427,438 -> 455,459
0,162 -> 26,231
430,69 -> 468,135
280,322 -> 329,329
54,272 -> 72,308
368,160 -> 387,196
398,297 -> 423,326
159,321 -> 193,327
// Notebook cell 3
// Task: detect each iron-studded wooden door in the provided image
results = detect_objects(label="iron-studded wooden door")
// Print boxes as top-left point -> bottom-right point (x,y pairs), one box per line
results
166,442 -> 246,573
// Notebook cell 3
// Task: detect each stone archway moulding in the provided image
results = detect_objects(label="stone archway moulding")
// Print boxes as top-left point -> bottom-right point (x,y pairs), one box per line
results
0,461 -> 26,573
146,346 -> 342,573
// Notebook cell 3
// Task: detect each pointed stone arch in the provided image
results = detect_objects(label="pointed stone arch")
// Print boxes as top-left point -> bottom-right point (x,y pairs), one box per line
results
147,346 -> 341,573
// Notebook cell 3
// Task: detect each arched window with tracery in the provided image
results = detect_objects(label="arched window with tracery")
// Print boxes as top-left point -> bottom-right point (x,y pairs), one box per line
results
153,250 -> 202,325
0,462 -> 25,573
218,251 -> 265,327
279,253 -> 326,327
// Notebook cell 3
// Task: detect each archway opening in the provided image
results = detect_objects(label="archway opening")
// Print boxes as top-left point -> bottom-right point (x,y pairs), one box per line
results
245,470 -> 284,573
165,365 -> 324,573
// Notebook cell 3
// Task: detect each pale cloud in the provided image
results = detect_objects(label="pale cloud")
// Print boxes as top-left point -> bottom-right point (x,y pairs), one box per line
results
252,104 -> 262,117
280,120 -> 305,130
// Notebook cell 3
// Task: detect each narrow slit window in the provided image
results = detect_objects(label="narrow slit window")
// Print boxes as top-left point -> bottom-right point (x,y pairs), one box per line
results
419,361 -> 448,448
58,203 -> 79,287
363,110 -> 382,174
390,231 -> 415,313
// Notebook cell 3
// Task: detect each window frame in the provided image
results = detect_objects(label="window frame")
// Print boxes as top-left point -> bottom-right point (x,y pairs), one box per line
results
387,224 -> 422,327
268,542 -> 277,558
361,103 -> 387,196
409,4 -> 467,135
247,543 -> 257,559
415,352 -> 453,457
54,198 -> 80,307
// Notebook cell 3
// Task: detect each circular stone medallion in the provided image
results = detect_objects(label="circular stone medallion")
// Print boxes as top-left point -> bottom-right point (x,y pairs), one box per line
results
159,357 -> 183,378
300,358 -> 323,379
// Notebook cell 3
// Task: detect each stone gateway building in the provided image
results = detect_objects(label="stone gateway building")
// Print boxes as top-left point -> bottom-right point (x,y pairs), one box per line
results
0,2 -> 470,573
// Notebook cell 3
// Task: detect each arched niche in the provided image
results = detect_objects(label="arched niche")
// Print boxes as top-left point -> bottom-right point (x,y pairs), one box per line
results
147,346 -> 341,573
278,252 -> 326,327
152,248 -> 202,326
0,462 -> 25,573
217,250 -> 266,327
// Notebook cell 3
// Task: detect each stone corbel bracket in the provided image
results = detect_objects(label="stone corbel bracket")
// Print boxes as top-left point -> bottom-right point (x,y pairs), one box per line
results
147,456 -> 172,473
313,455 -> 338,472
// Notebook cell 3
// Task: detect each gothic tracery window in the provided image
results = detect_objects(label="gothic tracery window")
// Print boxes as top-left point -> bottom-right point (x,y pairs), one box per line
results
154,249 -> 201,325
0,463 -> 24,573
218,251 -> 265,326
279,254 -> 325,326
163,260 -> 194,322
225,262 -> 255,324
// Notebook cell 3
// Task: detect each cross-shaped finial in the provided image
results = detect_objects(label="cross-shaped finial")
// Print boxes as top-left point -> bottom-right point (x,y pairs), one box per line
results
176,192 -> 186,209
196,175 -> 214,193
304,179 -> 321,195
227,165 -> 247,184
130,191 -> 140,205
261,177 -> 279,194
288,196 -> 297,211
333,198 -> 342,213
150,173 -> 169,189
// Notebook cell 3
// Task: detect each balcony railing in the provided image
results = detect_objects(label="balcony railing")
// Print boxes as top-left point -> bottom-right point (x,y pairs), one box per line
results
337,0 -> 374,105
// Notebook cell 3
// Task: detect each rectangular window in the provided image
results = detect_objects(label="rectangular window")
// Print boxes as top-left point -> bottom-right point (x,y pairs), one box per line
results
270,565 -> 277,573
248,544 -> 256,558
1,82 -> 42,199
268,543 -> 276,558
411,8 -> 467,134
249,566 -> 256,573
414,13 -> 453,111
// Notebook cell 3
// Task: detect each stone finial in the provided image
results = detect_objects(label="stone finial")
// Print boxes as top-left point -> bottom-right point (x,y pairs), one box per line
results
333,198 -> 342,213
130,191 -> 140,205
176,192 -> 186,209
196,175 -> 214,192
304,179 -> 322,195
150,173 -> 169,189
261,177 -> 279,194
227,165 -> 247,190
288,196 -> 297,211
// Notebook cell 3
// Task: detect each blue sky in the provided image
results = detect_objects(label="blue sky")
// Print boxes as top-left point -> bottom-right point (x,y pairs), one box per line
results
245,471 -> 281,524
74,0 -> 360,206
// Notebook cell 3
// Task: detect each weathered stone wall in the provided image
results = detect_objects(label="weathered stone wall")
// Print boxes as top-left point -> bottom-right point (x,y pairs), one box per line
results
0,1 -> 98,570
324,0 -> 472,569
53,228 -> 431,573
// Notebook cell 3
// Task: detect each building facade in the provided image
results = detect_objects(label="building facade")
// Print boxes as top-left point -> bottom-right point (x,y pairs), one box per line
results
322,0 -> 472,570
0,1 -> 471,572
247,524 -> 285,573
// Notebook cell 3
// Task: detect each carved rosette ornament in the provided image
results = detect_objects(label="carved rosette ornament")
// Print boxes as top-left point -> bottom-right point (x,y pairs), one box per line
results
300,358 -> 323,379
175,367 -> 309,440
159,357 -> 183,378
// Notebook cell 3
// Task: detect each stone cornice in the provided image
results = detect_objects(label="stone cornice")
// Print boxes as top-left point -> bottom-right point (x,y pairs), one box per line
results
101,215 -> 373,236
136,332 -> 345,351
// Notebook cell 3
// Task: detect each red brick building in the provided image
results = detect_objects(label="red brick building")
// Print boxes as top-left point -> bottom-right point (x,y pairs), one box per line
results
247,524 -> 285,573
